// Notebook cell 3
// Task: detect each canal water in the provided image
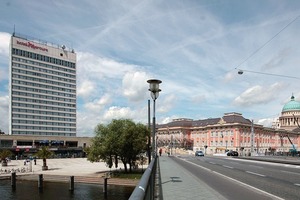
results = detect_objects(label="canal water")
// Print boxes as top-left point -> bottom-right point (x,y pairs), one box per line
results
0,179 -> 134,200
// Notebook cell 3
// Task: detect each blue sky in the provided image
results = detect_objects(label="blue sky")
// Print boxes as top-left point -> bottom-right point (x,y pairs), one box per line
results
1,0 -> 300,137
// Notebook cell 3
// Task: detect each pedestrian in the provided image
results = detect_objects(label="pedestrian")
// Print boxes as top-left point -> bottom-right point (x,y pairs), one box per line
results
24,160 -> 26,165
159,148 -> 162,156
34,157 -> 36,165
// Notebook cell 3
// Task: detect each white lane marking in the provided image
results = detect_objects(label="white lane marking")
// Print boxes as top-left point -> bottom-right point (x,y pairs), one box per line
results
223,165 -> 234,169
230,158 -> 300,168
281,170 -> 300,176
294,183 -> 300,187
209,162 -> 216,165
246,171 -> 266,177
248,165 -> 263,169
180,158 -> 284,200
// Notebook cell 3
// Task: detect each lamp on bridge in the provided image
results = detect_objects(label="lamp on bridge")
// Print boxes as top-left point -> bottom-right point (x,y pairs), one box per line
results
147,79 -> 162,158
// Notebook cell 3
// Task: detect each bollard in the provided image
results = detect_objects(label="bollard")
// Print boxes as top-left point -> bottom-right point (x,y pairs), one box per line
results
69,176 -> 74,191
38,174 -> 43,190
103,172 -> 111,197
103,178 -> 108,195
11,172 -> 16,189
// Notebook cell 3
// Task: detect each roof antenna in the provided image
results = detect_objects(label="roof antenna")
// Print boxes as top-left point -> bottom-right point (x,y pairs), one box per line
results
13,24 -> 15,36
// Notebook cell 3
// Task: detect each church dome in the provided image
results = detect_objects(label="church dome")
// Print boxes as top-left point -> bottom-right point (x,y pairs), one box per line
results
282,95 -> 300,112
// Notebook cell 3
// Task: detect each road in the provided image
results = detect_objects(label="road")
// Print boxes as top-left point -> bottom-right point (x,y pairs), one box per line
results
172,155 -> 300,200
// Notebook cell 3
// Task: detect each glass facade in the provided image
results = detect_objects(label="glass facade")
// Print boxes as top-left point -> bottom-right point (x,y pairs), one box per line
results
9,34 -> 77,137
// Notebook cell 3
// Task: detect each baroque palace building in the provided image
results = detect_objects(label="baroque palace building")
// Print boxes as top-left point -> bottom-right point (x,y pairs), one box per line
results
156,95 -> 300,155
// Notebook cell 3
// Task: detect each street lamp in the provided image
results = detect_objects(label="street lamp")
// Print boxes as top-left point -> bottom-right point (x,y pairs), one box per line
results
237,68 -> 300,80
147,79 -> 162,158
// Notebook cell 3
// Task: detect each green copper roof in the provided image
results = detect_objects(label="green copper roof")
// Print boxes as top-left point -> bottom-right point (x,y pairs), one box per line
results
282,95 -> 300,112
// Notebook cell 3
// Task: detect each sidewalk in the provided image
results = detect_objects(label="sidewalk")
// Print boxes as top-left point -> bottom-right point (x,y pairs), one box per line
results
158,155 -> 226,200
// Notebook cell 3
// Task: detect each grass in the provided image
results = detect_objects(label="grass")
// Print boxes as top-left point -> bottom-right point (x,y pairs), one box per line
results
112,168 -> 145,179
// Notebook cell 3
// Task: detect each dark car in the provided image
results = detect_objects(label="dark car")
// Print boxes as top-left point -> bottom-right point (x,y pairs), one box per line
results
195,150 -> 204,156
227,150 -> 238,156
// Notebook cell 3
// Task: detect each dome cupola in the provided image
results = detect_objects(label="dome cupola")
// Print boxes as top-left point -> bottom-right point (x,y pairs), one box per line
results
282,95 -> 300,112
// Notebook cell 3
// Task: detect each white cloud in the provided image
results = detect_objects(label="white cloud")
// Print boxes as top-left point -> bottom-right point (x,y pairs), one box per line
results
233,83 -> 285,106
256,118 -> 276,128
161,116 -> 175,124
77,80 -> 95,98
77,111 -> 100,136
103,106 -> 135,121
223,71 -> 236,82
77,103 -> 150,137
158,94 -> 176,113
122,71 -> 149,102
0,32 -> 10,56
191,94 -> 206,104
77,52 -> 137,80
84,94 -> 111,112
0,95 -> 9,133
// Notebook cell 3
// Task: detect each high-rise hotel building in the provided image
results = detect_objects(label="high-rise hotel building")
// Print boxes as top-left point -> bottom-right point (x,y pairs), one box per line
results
9,33 -> 77,137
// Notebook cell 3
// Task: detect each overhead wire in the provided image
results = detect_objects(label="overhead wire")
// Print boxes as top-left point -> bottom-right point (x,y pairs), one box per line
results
234,14 -> 300,70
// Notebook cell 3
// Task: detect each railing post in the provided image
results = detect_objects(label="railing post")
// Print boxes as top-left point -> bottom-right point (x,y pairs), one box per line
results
103,178 -> 108,196
38,174 -> 43,191
69,176 -> 74,191
103,172 -> 110,198
11,172 -> 16,189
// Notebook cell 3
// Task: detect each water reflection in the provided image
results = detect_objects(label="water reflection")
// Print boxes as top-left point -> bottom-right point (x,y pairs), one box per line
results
0,180 -> 133,200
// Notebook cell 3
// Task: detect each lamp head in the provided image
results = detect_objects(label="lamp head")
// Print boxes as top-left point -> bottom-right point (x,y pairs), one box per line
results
147,79 -> 162,100
238,70 -> 244,75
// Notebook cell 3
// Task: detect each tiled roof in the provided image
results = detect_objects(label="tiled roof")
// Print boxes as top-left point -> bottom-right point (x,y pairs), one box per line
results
157,113 -> 252,129
222,115 -> 251,124
157,120 -> 193,128
192,118 -> 220,127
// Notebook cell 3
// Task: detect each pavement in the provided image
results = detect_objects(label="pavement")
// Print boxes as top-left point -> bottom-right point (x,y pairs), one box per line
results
0,158 -> 140,186
0,158 -> 115,177
158,155 -> 226,200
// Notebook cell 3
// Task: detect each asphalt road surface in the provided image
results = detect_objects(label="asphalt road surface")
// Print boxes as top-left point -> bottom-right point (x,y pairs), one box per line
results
172,155 -> 300,200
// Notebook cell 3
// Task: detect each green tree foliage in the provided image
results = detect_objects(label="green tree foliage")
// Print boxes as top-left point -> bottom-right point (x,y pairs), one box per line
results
87,119 -> 150,173
34,146 -> 53,170
0,149 -> 12,166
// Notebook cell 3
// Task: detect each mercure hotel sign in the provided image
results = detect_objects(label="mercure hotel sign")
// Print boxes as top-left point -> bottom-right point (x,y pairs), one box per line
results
17,40 -> 48,52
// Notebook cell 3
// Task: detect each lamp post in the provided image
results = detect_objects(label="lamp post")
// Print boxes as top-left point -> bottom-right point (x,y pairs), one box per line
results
147,79 -> 162,158
251,119 -> 254,156
237,68 -> 300,80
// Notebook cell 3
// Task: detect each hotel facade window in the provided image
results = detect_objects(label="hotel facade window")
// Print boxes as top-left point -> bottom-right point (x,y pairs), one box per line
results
9,33 -> 77,137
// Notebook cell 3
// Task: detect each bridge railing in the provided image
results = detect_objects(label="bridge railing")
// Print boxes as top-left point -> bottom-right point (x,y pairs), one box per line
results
129,156 -> 157,200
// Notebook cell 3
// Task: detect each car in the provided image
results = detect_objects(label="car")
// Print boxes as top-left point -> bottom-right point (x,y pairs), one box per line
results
226,150 -> 238,156
195,150 -> 204,156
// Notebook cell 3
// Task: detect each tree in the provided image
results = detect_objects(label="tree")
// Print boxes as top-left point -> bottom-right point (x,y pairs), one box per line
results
34,146 -> 53,171
87,119 -> 150,173
0,149 -> 12,167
